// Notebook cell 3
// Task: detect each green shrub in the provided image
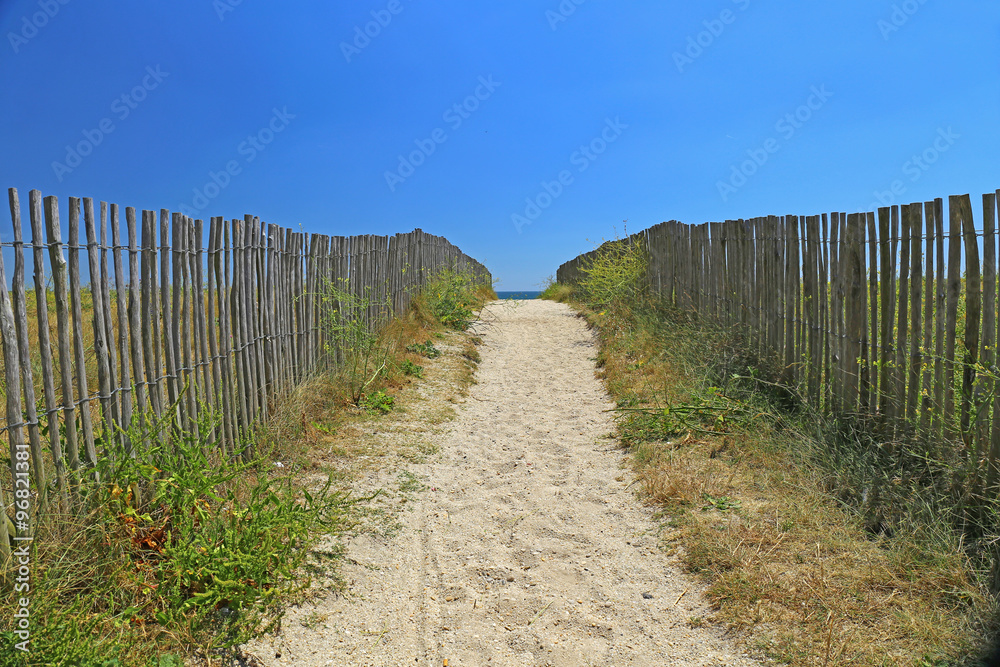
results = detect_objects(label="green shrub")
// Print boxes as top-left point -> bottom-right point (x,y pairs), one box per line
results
420,269 -> 484,330
578,238 -> 648,311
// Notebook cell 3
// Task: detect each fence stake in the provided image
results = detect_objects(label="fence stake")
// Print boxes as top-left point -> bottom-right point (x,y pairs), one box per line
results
8,190 -> 48,512
30,191 -> 68,511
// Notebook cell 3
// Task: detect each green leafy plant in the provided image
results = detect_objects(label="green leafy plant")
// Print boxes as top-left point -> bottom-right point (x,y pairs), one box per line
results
616,393 -> 760,445
362,390 -> 395,414
701,494 -> 741,512
109,407 -> 351,648
406,341 -> 441,359
401,360 -> 424,377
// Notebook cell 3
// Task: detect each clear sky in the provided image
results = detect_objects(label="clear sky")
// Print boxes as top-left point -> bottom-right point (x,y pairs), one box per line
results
1,1 -> 997,290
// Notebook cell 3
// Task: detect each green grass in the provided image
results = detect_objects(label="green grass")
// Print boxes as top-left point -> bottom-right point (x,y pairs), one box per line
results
0,406 -> 355,666
538,278 -> 575,303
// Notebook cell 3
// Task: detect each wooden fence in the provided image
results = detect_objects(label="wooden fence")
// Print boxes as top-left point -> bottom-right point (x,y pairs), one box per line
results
558,190 -> 1000,488
0,187 -> 491,558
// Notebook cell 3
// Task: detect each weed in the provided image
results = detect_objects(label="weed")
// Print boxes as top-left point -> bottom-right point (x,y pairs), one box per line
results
300,611 -> 329,629
316,278 -> 398,406
398,471 -> 427,494
401,359 -> 424,378
701,494 -> 741,512
462,340 -> 481,364
362,391 -> 395,414
577,235 -> 648,312
313,421 -> 336,436
0,405 -> 355,665
407,341 -> 442,359
416,269 -> 491,330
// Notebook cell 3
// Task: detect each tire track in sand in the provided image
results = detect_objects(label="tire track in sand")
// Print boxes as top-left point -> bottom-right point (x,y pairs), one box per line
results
248,299 -> 761,667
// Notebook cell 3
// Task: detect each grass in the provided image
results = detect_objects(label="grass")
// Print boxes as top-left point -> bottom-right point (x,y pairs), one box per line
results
543,241 -> 1000,665
538,277 -> 574,303
0,270 -> 495,666
0,405 -> 356,667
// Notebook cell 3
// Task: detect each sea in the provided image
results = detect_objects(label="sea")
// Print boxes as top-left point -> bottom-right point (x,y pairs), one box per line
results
495,291 -> 542,300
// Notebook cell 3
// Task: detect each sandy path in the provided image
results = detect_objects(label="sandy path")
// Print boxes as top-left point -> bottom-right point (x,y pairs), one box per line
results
248,300 -> 760,666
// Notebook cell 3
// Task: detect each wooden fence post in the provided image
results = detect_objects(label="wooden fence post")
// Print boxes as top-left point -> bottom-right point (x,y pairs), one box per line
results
8,190 -> 48,511
68,198 -> 98,473
29,191 -> 68,510
920,201 -> 936,438
83,199 -> 117,457
0,206 -> 25,544
46,196 -> 82,498
944,197 -> 963,439
957,194 -> 981,451
111,205 -> 136,455
845,213 -> 867,413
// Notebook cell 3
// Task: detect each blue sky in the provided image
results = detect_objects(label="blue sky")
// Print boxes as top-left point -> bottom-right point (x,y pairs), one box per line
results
1,1 -> 997,290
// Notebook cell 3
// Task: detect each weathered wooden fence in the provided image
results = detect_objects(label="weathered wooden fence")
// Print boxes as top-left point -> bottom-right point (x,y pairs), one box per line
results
0,187 -> 490,557
559,190 -> 1000,484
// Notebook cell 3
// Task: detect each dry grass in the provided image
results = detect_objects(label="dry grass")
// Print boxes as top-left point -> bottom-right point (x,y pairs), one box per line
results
257,271 -> 493,489
260,305 -> 467,474
584,302 -> 993,666
461,336 -> 482,364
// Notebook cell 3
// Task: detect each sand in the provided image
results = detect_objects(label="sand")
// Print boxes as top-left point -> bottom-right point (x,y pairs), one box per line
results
245,299 -> 761,667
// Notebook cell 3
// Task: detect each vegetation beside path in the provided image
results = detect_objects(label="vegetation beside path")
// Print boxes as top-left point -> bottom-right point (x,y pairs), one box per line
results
540,244 -> 997,666
0,270 -> 494,667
